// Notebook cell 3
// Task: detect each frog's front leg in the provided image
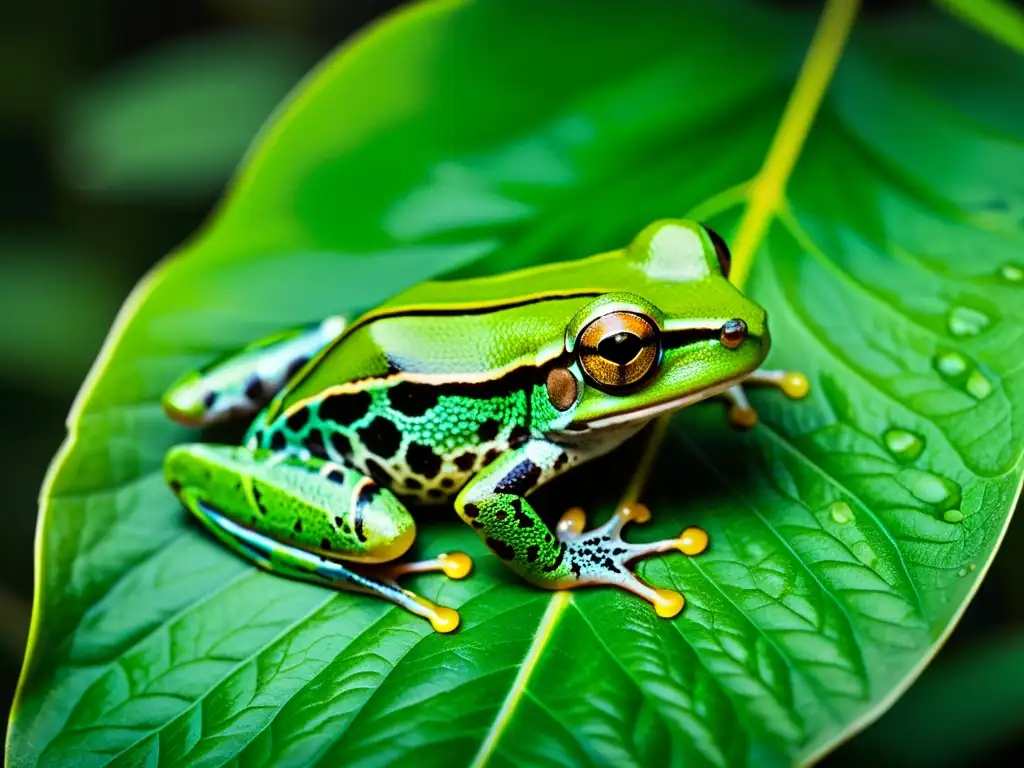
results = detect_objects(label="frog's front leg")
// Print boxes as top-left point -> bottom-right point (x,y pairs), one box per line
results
454,440 -> 707,618
720,368 -> 809,429
165,443 -> 471,632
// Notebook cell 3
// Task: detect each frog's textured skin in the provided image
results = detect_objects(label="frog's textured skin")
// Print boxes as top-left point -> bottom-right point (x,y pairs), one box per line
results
163,220 -> 808,631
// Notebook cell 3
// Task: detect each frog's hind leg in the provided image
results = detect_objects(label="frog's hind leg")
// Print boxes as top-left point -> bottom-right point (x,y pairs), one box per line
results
719,369 -> 809,429
167,443 -> 471,632
184,498 -> 465,632
163,315 -> 346,427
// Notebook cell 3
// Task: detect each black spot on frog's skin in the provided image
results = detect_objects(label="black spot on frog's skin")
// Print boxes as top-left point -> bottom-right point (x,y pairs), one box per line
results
320,390 -> 371,425
463,503 -> 479,518
454,452 -> 476,471
305,429 -> 327,459
406,442 -> 441,479
495,460 -> 542,496
570,560 -> 582,578
471,519 -> 484,529
604,557 -> 620,573
441,477 -> 454,489
482,448 -> 502,467
388,382 -> 439,417
358,417 -> 402,459
545,532 -> 553,543
169,480 -> 182,495
477,419 -> 500,442
321,538 -> 332,551
286,408 -> 310,432
542,542 -> 567,572
364,458 -> 392,487
354,485 -> 379,542
293,519 -> 303,534
404,477 -> 423,490
553,452 -> 569,472
526,544 -> 540,563
428,488 -> 445,499
334,516 -> 344,528
495,511 -> 507,520
326,468 -> 346,485
270,431 -> 286,451
203,391 -> 218,409
486,537 -> 516,560
509,425 -> 531,448
245,376 -> 265,402
513,508 -> 533,528
251,485 -> 269,515
329,432 -> 352,458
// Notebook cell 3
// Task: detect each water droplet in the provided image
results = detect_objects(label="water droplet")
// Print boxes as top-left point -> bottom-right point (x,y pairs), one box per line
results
957,568 -> 968,578
1001,264 -> 1023,282
884,429 -> 924,462
898,468 -> 958,506
852,542 -> 877,567
943,509 -> 964,523
829,501 -> 853,525
969,563 -> 977,572
947,306 -> 990,337
936,352 -> 967,377
965,370 -> 993,400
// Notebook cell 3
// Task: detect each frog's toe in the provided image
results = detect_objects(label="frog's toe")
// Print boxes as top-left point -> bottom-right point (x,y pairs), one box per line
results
556,507 -> 587,541
378,551 -> 474,581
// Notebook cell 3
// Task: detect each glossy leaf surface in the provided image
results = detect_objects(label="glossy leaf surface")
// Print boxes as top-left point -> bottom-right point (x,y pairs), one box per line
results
9,1 -> 1024,766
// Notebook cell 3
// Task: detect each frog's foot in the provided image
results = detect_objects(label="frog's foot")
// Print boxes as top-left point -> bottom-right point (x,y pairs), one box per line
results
189,498 -> 467,633
552,503 -> 709,618
721,369 -> 809,429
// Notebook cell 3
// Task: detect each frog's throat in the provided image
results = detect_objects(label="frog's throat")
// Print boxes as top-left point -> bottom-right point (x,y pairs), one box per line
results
571,371 -> 752,431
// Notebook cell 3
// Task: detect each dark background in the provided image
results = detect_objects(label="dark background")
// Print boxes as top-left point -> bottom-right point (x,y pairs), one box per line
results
1,0 -> 1020,763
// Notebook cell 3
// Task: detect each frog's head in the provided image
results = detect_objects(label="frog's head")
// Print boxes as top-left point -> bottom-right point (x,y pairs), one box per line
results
553,219 -> 769,432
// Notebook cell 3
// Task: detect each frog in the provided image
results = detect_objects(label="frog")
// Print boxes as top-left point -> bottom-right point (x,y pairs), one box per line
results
163,219 -> 808,633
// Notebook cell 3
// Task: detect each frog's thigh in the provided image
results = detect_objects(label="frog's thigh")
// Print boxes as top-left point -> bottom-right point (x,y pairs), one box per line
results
166,443 -> 468,632
166,442 -> 414,563
162,315 -> 346,427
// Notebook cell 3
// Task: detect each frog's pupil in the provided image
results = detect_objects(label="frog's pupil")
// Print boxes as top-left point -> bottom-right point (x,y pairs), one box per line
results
599,332 -> 643,364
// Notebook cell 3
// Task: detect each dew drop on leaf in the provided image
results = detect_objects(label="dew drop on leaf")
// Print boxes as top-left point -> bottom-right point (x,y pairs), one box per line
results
935,351 -> 967,378
947,306 -> 990,337
1000,263 -> 1023,282
957,568 -> 968,578
883,428 -> 924,462
829,501 -> 853,525
897,468 -> 959,506
965,369 -> 993,400
943,509 -> 964,523
852,541 -> 877,568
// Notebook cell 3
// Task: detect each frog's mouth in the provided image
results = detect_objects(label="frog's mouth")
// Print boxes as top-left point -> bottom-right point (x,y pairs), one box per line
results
568,371 -> 751,432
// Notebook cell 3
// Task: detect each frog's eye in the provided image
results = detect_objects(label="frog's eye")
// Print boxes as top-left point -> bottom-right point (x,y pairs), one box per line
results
703,225 -> 731,277
577,311 -> 660,389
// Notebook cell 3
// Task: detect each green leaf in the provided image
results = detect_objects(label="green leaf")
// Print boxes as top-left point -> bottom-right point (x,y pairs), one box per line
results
9,0 -> 1024,766
56,31 -> 321,201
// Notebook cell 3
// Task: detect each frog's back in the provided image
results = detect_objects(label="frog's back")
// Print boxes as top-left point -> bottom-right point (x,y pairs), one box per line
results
272,249 -> 635,410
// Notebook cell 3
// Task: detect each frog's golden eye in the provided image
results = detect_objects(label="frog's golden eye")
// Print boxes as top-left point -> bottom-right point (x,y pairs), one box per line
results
577,311 -> 660,389
704,225 -> 731,277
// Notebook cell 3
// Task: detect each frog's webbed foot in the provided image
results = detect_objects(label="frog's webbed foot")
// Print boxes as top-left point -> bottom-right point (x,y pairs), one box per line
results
189,498 -> 472,634
552,503 -> 708,618
721,369 -> 809,429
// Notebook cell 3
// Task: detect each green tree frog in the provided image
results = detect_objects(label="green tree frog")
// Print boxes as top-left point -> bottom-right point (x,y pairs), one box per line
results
163,220 -> 807,632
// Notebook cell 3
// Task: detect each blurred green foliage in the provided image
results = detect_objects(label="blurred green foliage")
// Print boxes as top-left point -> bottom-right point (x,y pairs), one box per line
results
0,0 -> 1021,764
